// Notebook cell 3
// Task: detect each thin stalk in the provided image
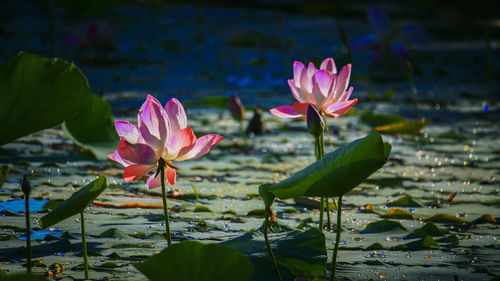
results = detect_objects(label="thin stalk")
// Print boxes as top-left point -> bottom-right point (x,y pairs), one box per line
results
326,197 -> 332,231
25,195 -> 31,273
159,158 -> 172,246
239,120 -> 249,146
264,207 -> 283,281
80,212 -> 88,280
330,195 -> 343,281
314,134 -> 324,230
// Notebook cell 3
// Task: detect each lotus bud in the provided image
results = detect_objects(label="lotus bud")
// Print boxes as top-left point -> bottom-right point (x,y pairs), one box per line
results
307,105 -> 324,137
21,175 -> 31,196
229,93 -> 244,121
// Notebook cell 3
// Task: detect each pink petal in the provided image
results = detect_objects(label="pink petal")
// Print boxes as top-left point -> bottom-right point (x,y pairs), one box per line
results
339,86 -> 354,102
146,173 -> 162,189
115,121 -> 139,143
176,134 -> 223,161
300,64 -> 313,94
324,99 -> 358,118
123,164 -> 155,182
288,79 -> 305,103
311,70 -> 334,107
320,58 -> 337,74
117,139 -> 157,165
108,151 -> 132,167
332,64 -> 352,102
165,98 -> 187,134
293,61 -> 305,88
166,167 -> 176,185
269,106 -> 302,119
138,94 -> 170,146
291,102 -> 312,119
166,127 -> 197,160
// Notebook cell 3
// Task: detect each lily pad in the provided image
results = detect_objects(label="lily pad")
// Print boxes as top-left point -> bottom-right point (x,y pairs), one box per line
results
387,195 -> 425,207
39,176 -> 108,228
381,208 -> 415,220
473,214 -> 497,224
424,214 -> 469,224
359,111 -> 406,127
260,132 -> 391,204
62,94 -> 118,160
98,228 -> 129,239
134,240 -> 254,281
405,235 -> 440,250
405,222 -> 447,238
361,219 -> 408,234
193,206 -> 213,213
364,242 -> 386,250
0,52 -> 92,145
374,119 -> 429,135
222,228 -> 326,281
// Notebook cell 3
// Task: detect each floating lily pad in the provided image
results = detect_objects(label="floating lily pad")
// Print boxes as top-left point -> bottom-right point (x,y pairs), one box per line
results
184,96 -> 229,109
473,214 -> 497,224
361,219 -> 408,234
134,240 -> 254,281
374,119 -> 429,135
39,177 -> 108,228
222,228 -> 326,281
365,242 -> 386,250
405,235 -> 440,250
246,209 -> 265,218
98,228 -> 129,239
387,195 -> 425,207
359,111 -> 406,127
381,208 -> 415,220
424,214 -> 469,224
193,206 -> 213,213
436,234 -> 459,247
405,222 -> 447,239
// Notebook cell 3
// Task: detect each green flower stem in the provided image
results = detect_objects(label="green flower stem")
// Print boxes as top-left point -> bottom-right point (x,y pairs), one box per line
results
239,120 -> 248,145
314,134 -> 325,230
159,158 -> 172,246
80,211 -> 88,280
25,193 -> 31,273
330,194 -> 343,281
326,198 -> 332,231
264,207 -> 283,281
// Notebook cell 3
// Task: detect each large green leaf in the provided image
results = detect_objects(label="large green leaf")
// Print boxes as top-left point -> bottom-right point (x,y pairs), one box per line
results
0,52 -> 92,145
39,176 -> 108,228
222,228 -> 326,281
62,94 -> 119,160
134,240 -> 254,281
260,132 -> 391,201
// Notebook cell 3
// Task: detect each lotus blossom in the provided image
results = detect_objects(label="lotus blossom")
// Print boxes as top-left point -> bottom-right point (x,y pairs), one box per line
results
270,58 -> 357,119
108,95 -> 223,189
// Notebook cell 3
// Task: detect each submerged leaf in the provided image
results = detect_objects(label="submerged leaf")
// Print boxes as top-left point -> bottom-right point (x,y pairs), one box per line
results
361,219 -> 408,233
134,240 -> 253,281
260,132 -> 391,200
39,177 -> 108,228
222,228 -> 326,281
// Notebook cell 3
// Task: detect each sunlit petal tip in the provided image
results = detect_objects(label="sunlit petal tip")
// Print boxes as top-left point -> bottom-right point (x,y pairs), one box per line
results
166,126 -> 197,160
115,121 -> 139,143
166,168 -> 176,185
320,57 -> 337,74
165,97 -> 187,133
146,173 -> 162,189
117,139 -> 157,165
176,134 -> 223,161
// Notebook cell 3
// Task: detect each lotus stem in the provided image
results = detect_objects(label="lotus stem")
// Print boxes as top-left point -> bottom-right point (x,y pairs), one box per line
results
159,158 -> 172,246
80,211 -> 88,280
330,194 -> 343,281
239,120 -> 248,146
264,207 -> 283,281
326,197 -> 332,231
314,134 -> 325,230
25,193 -> 31,273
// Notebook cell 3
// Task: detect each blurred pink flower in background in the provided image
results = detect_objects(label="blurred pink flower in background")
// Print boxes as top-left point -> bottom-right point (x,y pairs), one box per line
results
270,58 -> 357,119
108,95 -> 223,189
65,19 -> 117,50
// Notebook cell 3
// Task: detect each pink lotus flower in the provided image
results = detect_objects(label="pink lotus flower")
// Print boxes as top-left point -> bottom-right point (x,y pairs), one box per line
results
270,58 -> 357,119
108,95 -> 223,189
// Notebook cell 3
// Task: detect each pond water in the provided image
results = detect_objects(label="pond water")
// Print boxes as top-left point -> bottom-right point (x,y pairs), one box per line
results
0,1 -> 499,280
